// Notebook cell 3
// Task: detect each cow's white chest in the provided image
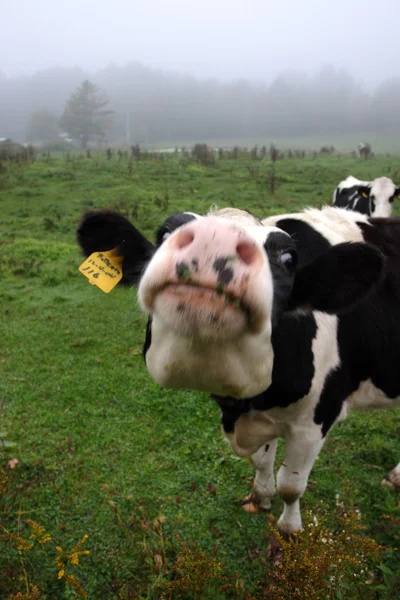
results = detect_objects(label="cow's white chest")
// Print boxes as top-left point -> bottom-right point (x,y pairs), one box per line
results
226,312 -> 341,455
310,312 -> 340,396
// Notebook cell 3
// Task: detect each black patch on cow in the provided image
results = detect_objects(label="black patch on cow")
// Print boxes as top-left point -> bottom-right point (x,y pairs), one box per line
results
314,296 -> 400,436
77,210 -> 155,285
143,316 -> 153,360
176,261 -> 192,281
251,312 -> 318,411
213,396 -> 252,433
272,219 -> 331,268
352,195 -> 371,215
289,243 -> 384,314
313,363 -> 351,437
263,232 -> 297,325
334,185 -> 372,215
155,213 -> 197,247
360,218 -> 400,257
313,218 -> 400,435
213,257 -> 234,286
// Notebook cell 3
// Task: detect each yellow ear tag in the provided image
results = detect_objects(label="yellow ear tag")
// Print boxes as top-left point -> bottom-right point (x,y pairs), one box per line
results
361,191 -> 368,198
79,250 -> 123,293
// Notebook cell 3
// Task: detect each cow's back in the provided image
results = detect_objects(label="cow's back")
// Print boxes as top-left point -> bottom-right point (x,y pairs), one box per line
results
263,206 -> 367,250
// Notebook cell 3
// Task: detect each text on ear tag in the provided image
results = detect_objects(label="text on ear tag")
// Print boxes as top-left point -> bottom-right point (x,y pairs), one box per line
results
79,250 -> 123,293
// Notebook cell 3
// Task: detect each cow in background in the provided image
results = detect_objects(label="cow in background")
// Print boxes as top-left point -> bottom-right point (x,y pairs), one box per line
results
333,175 -> 400,217
358,142 -> 372,159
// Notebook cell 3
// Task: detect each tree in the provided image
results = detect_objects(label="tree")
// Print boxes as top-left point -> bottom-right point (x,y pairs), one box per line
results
59,80 -> 113,148
26,109 -> 59,144
371,78 -> 400,131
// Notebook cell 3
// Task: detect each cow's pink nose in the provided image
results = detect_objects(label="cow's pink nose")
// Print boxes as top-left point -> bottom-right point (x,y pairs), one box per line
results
236,241 -> 258,265
173,220 -> 259,265
175,228 -> 195,249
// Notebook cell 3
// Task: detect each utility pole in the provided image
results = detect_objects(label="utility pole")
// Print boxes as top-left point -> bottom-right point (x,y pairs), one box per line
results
126,112 -> 130,146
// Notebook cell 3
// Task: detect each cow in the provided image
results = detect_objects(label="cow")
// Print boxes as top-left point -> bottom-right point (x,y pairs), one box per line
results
77,205 -> 400,536
358,142 -> 372,159
333,175 -> 400,217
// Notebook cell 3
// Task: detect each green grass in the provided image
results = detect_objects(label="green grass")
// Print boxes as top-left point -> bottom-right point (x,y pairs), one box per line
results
1,150 -> 400,598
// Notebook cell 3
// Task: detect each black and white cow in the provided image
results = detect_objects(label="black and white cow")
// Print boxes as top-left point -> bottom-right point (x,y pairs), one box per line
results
333,175 -> 400,217
77,206 -> 400,535
357,142 -> 372,159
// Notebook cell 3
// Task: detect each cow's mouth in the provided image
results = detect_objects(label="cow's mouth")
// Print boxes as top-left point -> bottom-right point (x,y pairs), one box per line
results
153,283 -> 251,340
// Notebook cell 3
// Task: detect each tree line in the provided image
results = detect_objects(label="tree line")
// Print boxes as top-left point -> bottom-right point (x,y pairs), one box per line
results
1,62 -> 400,145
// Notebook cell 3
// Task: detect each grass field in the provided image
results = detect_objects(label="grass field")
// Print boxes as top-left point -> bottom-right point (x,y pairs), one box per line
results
1,150 -> 400,598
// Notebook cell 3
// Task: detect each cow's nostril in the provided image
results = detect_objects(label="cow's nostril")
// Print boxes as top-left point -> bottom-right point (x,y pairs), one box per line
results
236,241 -> 257,265
176,229 -> 195,249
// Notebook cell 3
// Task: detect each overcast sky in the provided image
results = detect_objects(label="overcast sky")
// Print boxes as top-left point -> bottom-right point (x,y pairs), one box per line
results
2,0 -> 400,88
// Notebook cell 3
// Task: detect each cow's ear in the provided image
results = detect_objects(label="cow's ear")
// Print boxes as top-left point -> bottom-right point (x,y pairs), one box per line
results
288,243 -> 384,314
77,210 -> 155,285
358,185 -> 371,199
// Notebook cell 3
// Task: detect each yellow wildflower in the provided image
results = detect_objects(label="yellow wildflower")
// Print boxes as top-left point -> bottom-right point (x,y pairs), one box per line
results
65,575 -> 87,599
55,534 -> 89,596
7,584 -> 41,599
27,520 -> 52,545
3,531 -> 34,552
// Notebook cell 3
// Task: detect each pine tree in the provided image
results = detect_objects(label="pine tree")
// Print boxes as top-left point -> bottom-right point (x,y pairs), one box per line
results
60,80 -> 113,148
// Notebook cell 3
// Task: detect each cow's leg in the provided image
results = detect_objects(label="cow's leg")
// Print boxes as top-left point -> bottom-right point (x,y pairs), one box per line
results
242,440 -> 278,513
276,432 -> 325,535
383,462 -> 400,489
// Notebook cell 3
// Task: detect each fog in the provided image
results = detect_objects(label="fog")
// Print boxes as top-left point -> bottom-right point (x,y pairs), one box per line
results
3,0 -> 400,85
2,0 -> 400,145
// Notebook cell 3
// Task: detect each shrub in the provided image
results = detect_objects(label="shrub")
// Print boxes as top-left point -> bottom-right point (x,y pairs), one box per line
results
319,146 -> 335,155
260,504 -> 386,600
1,468 -> 90,598
0,141 -> 36,162
191,144 -> 215,167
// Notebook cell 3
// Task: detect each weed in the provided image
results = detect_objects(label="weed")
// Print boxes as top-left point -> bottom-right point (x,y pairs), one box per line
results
261,505 -> 384,599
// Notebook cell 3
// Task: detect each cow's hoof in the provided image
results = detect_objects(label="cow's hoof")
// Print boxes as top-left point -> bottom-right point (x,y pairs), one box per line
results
382,467 -> 400,490
277,515 -> 302,539
238,493 -> 271,513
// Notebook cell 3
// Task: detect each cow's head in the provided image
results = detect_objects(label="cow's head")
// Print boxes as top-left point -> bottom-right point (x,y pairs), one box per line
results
78,208 -> 384,398
364,178 -> 400,217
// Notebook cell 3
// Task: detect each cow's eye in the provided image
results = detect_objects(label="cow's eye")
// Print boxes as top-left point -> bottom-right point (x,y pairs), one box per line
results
281,250 -> 296,269
162,231 -> 171,242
